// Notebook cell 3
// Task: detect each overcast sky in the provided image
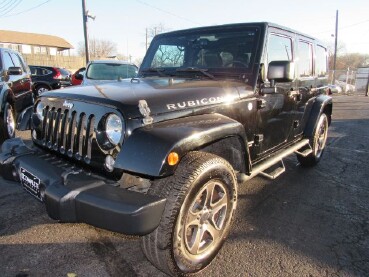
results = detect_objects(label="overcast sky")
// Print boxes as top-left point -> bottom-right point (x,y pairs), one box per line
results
0,0 -> 368,62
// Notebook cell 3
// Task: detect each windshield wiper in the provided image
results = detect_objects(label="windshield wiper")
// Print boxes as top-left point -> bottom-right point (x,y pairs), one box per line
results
141,67 -> 167,77
176,67 -> 215,80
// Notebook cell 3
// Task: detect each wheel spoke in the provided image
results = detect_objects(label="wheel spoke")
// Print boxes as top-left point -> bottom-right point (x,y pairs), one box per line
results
204,182 -> 216,208
185,209 -> 201,229
205,220 -> 221,242
211,200 -> 227,226
189,226 -> 206,254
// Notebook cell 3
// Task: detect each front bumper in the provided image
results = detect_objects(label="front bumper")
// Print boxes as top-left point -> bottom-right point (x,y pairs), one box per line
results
0,138 -> 166,235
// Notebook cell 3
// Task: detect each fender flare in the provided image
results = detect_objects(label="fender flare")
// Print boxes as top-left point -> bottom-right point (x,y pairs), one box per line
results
0,86 -> 15,117
303,94 -> 332,139
115,113 -> 250,177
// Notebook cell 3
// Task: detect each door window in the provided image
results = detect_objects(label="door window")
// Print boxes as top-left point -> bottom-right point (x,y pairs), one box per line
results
267,34 -> 293,64
315,45 -> 327,77
298,41 -> 313,77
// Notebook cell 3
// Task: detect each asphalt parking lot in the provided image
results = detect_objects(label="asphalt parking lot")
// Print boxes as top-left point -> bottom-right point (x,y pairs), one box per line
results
1,93 -> 369,277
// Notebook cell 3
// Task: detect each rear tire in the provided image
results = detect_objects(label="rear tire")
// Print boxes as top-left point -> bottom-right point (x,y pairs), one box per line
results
297,113 -> 329,167
36,84 -> 49,96
140,151 -> 237,276
0,102 -> 16,144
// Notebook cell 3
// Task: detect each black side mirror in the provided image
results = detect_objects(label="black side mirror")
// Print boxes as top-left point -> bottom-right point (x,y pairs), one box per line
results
8,67 -> 22,75
75,73 -> 84,80
267,61 -> 294,82
261,61 -> 295,94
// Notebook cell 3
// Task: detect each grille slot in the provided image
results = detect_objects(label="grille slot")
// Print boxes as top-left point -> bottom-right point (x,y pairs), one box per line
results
40,106 -> 95,163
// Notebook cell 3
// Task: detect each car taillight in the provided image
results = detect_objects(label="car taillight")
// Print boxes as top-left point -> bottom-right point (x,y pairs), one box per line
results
53,68 -> 62,79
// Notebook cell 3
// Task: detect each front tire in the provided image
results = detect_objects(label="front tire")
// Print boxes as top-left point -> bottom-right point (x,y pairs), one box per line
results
141,151 -> 237,276
297,113 -> 329,167
0,102 -> 16,144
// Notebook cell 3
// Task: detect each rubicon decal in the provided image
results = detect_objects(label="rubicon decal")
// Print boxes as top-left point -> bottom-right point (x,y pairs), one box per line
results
167,96 -> 224,110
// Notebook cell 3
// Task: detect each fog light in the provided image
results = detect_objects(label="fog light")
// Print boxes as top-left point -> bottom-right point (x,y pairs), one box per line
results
105,155 -> 115,172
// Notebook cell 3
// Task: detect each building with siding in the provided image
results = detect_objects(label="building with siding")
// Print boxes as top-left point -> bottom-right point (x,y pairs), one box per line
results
0,29 -> 73,56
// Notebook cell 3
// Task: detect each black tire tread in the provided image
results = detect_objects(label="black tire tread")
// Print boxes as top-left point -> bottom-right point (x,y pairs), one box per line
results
141,151 -> 237,276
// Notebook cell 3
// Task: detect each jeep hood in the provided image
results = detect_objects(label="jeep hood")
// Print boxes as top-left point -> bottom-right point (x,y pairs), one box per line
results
42,78 -> 251,118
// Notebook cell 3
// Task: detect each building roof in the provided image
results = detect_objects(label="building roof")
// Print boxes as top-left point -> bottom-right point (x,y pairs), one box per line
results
0,29 -> 73,50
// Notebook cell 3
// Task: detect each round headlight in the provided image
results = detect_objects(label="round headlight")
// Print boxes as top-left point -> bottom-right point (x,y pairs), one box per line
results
35,102 -> 45,120
106,114 -> 123,145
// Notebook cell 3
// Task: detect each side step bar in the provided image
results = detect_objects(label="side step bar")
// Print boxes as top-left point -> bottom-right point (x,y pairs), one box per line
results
259,160 -> 285,180
239,139 -> 310,182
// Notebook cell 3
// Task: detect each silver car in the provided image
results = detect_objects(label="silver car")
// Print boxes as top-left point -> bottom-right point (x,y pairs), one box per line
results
80,60 -> 138,86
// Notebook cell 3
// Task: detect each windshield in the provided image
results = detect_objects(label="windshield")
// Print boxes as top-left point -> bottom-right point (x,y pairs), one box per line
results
86,63 -> 138,80
140,27 -> 260,78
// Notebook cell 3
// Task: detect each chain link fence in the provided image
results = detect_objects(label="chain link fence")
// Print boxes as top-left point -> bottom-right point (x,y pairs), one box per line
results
328,68 -> 369,95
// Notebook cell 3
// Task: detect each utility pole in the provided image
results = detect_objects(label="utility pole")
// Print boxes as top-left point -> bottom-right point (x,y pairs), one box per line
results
332,10 -> 339,84
365,68 -> 369,96
82,0 -> 89,64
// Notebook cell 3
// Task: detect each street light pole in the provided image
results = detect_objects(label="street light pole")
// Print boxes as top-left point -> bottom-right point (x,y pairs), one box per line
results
332,10 -> 338,84
82,0 -> 90,64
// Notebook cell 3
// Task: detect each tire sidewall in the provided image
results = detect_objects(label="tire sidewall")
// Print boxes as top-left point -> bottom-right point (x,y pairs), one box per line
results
172,160 -> 237,273
312,113 -> 328,162
4,102 -> 15,139
36,85 -> 49,95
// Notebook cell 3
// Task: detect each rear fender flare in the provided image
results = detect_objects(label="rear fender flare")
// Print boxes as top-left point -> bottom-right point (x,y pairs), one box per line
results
115,113 -> 250,177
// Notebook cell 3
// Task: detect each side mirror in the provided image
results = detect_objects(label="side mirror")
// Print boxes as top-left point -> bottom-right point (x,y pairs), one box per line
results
8,67 -> 22,75
267,61 -> 295,82
261,61 -> 295,94
75,73 -> 84,80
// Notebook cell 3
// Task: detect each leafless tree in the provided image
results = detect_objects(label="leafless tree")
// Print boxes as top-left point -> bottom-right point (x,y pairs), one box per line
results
78,38 -> 117,59
145,23 -> 169,50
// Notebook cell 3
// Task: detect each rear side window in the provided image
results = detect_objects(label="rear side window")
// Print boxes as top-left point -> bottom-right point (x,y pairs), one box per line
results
298,41 -> 313,77
267,34 -> 293,64
30,67 -> 53,76
315,45 -> 327,77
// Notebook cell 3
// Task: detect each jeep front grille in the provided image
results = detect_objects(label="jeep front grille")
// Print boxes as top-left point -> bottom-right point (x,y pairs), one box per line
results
41,106 -> 95,163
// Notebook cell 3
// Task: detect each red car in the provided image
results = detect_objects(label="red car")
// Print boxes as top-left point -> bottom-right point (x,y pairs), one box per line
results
71,67 -> 85,86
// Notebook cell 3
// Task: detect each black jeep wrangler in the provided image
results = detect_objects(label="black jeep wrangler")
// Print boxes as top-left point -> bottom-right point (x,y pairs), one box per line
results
0,22 -> 332,276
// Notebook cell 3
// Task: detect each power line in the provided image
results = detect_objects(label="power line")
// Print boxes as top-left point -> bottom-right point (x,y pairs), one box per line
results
0,0 -> 22,17
0,0 -> 50,18
135,0 -> 200,25
0,0 -> 16,10
314,18 -> 369,35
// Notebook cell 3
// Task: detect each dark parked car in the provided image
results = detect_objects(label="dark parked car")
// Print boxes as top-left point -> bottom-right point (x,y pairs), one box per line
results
1,22 -> 332,276
74,60 -> 138,86
0,48 -> 33,144
29,65 -> 71,96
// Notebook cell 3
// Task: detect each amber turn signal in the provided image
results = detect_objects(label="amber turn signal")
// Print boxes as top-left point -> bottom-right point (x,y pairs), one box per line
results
167,152 -> 179,166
